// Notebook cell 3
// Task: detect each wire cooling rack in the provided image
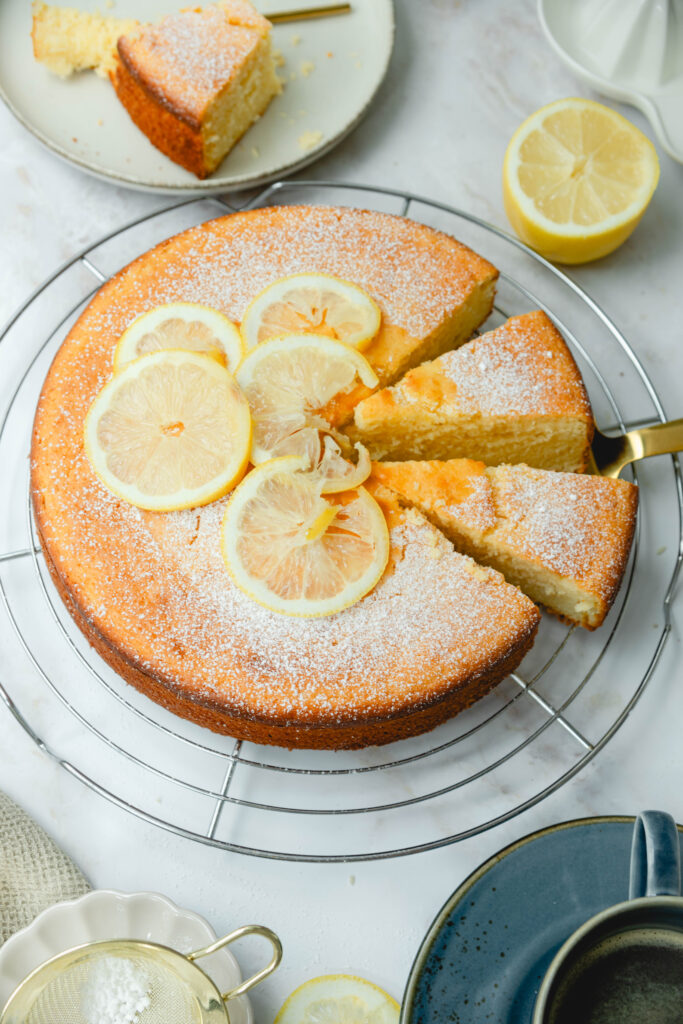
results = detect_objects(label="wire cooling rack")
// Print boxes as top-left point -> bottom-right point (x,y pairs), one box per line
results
0,181 -> 681,862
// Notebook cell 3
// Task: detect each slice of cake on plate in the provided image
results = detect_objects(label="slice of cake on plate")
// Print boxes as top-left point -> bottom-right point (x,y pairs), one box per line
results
370,458 -> 638,629
111,1 -> 282,178
351,310 -> 594,471
31,1 -> 139,78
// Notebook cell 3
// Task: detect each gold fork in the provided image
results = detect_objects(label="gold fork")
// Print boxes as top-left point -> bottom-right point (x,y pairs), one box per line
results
590,418 -> 683,477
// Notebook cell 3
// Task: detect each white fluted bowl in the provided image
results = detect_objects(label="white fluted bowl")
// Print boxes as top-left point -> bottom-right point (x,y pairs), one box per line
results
0,890 -> 253,1023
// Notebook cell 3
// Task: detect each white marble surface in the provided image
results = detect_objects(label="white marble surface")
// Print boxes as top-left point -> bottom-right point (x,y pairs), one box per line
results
1,0 -> 682,1020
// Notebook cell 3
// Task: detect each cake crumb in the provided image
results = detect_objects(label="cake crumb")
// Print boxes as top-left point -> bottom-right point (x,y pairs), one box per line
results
97,118 -> 104,126
300,60 -> 315,77
251,146 -> 260,158
327,51 -> 333,57
298,130 -> 323,151
290,33 -> 301,45
273,48 -> 285,68
289,70 -> 297,80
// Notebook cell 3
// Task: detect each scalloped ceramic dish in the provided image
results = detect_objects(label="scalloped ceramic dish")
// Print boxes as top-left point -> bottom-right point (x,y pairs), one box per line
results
0,0 -> 394,194
0,890 -> 253,1024
539,0 -> 683,163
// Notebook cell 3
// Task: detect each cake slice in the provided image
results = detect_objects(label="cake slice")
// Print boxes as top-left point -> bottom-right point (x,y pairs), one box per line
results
351,310 -> 594,471
31,2 -> 139,78
111,1 -> 281,179
370,458 -> 638,629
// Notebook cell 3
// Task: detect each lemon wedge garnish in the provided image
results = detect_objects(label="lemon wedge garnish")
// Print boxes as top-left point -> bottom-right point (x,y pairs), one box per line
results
503,97 -> 659,264
84,350 -> 251,511
275,974 -> 400,1024
240,273 -> 381,351
114,302 -> 244,372
221,457 -> 390,617
235,335 -> 376,493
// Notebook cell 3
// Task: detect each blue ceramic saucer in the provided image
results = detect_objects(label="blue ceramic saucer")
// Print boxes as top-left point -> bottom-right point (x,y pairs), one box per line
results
401,816 -> 683,1024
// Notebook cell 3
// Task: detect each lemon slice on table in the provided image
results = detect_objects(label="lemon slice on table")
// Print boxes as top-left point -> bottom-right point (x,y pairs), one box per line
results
235,335 -> 377,492
240,273 -> 382,351
221,456 -> 390,617
85,350 -> 251,511
114,302 -> 244,371
275,974 -> 400,1024
503,97 -> 659,264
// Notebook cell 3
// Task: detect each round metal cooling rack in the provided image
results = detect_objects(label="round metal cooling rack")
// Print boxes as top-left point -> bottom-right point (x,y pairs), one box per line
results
0,181 -> 681,863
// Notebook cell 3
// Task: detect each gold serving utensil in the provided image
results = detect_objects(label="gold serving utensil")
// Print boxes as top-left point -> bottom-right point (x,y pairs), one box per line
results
590,418 -> 683,477
265,2 -> 351,22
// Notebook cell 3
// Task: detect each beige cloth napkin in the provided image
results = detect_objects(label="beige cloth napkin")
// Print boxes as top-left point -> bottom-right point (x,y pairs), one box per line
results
0,791 -> 90,945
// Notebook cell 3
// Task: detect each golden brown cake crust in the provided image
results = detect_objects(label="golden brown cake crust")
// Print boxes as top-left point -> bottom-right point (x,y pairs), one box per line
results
111,55 -> 208,177
30,205 -> 539,750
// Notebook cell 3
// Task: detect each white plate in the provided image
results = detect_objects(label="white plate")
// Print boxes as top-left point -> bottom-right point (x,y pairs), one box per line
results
539,0 -> 683,163
0,0 -> 394,194
0,890 -> 253,1023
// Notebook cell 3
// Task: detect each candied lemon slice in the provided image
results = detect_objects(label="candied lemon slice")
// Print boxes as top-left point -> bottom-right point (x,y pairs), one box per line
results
275,974 -> 400,1024
84,350 -> 251,511
114,302 -> 244,371
221,457 -> 390,617
240,273 -> 381,351
503,97 -> 659,264
235,335 -> 377,493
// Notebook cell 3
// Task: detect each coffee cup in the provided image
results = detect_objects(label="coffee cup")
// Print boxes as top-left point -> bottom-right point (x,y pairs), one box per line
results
533,810 -> 683,1024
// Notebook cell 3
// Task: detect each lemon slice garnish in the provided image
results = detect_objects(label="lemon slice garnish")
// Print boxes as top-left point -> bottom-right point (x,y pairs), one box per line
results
221,457 -> 390,618
240,273 -> 381,351
235,335 -> 377,493
275,974 -> 400,1024
114,302 -> 244,372
84,350 -> 251,511
503,97 -> 659,264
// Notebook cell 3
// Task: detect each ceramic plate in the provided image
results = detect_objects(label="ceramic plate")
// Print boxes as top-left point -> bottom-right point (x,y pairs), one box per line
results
0,890 -> 253,1023
401,816 -> 683,1024
0,0 -> 394,194
539,0 -> 683,163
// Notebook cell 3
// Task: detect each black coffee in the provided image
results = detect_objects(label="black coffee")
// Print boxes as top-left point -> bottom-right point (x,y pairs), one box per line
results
548,927 -> 683,1024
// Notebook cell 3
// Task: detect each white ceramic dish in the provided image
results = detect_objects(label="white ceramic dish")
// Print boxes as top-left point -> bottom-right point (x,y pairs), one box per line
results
0,0 -> 394,194
0,890 -> 253,1023
539,0 -> 683,163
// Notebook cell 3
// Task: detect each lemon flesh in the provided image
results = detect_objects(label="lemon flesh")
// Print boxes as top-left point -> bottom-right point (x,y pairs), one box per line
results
114,302 -> 244,372
503,97 -> 659,264
84,350 -> 251,511
275,974 -> 400,1024
235,335 -> 377,493
240,273 -> 381,351
221,457 -> 390,618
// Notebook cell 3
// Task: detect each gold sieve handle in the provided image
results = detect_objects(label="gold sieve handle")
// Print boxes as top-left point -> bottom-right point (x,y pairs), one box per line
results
188,924 -> 283,1001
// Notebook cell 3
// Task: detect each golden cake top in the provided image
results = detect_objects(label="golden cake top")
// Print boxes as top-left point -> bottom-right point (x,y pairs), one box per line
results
379,310 -> 593,419
371,458 -> 638,610
31,206 -> 534,728
117,2 -> 271,126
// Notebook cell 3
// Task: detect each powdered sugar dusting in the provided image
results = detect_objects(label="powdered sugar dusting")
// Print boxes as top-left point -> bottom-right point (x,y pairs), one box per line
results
436,471 -> 495,532
82,206 -> 494,350
119,3 -> 269,121
491,465 -> 637,597
435,311 -> 589,416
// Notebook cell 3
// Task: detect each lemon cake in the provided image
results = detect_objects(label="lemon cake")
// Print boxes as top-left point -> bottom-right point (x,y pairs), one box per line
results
31,205 -> 541,750
351,310 -> 594,471
111,2 -> 281,178
370,459 -> 638,629
31,1 -> 139,78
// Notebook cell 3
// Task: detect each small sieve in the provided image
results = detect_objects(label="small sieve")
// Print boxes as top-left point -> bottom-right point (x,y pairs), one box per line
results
0,924 -> 281,1024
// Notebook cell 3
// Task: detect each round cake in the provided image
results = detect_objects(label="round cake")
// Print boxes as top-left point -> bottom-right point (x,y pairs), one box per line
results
31,205 -> 540,750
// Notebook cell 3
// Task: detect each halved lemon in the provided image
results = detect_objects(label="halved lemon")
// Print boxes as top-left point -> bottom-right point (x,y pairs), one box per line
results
503,97 -> 659,264
240,273 -> 381,351
275,974 -> 400,1024
235,335 -> 377,492
84,350 -> 251,511
221,456 -> 390,617
113,302 -> 244,372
